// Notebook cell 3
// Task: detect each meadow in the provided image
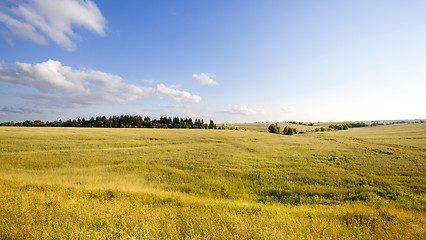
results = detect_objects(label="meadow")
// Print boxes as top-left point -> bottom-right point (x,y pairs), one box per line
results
224,122 -> 320,132
0,123 -> 425,239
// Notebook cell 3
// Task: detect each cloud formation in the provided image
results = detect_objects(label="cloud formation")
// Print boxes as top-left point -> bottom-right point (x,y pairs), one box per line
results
0,0 -> 106,50
0,106 -> 41,114
156,84 -> 201,103
0,59 -> 202,108
223,105 -> 264,115
192,73 -> 218,85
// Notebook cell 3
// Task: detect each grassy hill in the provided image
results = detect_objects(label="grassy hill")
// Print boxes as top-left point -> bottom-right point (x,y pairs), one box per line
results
0,124 -> 425,239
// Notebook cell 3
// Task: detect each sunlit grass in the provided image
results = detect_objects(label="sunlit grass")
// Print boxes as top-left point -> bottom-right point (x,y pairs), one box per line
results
0,124 -> 425,239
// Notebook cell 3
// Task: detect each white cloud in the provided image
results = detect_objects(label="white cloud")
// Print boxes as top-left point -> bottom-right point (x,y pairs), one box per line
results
140,79 -> 156,84
192,73 -> 218,85
156,84 -> 202,103
0,11 -> 47,45
222,105 -> 264,116
0,0 -> 106,50
0,59 -> 202,108
158,104 -> 190,109
280,106 -> 293,113
0,106 -> 41,114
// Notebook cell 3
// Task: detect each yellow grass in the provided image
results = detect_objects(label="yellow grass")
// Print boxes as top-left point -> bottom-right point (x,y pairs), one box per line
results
0,123 -> 425,239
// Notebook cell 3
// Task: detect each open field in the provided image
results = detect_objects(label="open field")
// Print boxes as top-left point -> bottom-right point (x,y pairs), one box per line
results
224,122 -> 321,132
225,122 -> 383,132
0,124 -> 425,239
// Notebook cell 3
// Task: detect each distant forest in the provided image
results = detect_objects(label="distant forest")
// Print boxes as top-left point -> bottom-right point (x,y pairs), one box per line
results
0,115 -> 217,129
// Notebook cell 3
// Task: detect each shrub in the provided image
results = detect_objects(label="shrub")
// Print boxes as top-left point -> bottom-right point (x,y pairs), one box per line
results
268,123 -> 281,134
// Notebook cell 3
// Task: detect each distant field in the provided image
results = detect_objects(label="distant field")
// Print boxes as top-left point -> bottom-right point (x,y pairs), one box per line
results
225,122 -> 384,133
0,124 -> 425,239
225,122 -> 321,132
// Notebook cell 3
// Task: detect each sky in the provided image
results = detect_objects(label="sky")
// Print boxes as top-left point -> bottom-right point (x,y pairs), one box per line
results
0,0 -> 425,123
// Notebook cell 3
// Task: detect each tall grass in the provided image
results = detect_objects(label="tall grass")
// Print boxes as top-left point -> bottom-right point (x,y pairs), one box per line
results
0,124 -> 425,239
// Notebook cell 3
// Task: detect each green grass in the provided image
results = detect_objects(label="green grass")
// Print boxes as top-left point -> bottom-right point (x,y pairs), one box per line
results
0,124 -> 425,239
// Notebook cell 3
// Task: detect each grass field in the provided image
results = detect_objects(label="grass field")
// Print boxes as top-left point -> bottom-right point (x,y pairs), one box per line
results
0,124 -> 425,239
224,122 -> 320,132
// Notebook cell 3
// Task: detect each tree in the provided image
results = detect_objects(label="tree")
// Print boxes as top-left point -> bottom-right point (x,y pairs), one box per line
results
268,123 -> 280,134
283,126 -> 289,135
1,115 -> 217,130
284,126 -> 294,135
283,126 -> 298,135
209,120 -> 217,129
95,116 -> 103,127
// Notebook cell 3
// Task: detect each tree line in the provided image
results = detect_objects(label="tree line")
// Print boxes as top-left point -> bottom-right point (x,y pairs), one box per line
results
318,122 -> 383,131
268,123 -> 299,135
0,115 -> 217,129
288,121 -> 385,128
268,122 -> 385,135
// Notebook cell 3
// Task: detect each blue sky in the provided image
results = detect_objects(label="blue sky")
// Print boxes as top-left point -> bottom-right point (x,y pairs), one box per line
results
1,0 -> 425,123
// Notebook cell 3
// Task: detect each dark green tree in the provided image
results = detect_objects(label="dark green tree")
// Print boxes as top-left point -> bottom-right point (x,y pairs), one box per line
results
268,123 -> 280,134
209,120 -> 217,129
283,126 -> 289,135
